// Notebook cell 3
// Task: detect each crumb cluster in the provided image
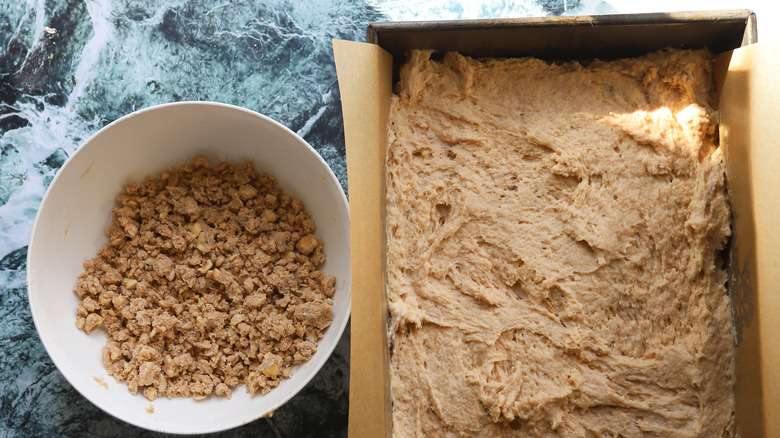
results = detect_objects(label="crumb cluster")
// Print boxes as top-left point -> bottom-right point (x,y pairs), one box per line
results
75,156 -> 335,401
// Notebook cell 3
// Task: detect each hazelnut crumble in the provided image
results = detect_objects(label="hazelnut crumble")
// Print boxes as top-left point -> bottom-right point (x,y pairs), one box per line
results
74,156 -> 335,401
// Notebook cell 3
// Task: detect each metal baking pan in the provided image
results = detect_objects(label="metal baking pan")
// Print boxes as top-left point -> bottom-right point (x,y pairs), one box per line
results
368,10 -> 756,80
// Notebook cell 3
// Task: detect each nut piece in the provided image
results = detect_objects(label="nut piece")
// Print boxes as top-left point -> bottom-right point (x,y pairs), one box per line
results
197,259 -> 213,275
230,314 -> 246,326
123,278 -> 138,289
263,363 -> 279,378
295,235 -> 319,255
263,209 -> 277,223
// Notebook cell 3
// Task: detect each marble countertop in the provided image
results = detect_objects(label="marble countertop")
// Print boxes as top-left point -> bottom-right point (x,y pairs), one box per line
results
0,0 -> 772,436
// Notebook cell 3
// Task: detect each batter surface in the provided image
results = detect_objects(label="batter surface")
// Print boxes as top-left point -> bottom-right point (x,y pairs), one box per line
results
385,49 -> 734,437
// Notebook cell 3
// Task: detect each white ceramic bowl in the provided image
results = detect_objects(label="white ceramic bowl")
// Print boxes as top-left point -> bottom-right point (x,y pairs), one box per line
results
26,102 -> 351,434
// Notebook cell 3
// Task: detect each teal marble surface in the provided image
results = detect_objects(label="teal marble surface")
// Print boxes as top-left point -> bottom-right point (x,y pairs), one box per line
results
0,0 -> 608,436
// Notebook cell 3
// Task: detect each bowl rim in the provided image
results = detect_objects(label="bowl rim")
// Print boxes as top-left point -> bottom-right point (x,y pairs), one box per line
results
26,101 -> 351,434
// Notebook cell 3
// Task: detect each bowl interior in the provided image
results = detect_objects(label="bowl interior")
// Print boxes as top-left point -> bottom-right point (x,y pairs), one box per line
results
26,102 -> 350,434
